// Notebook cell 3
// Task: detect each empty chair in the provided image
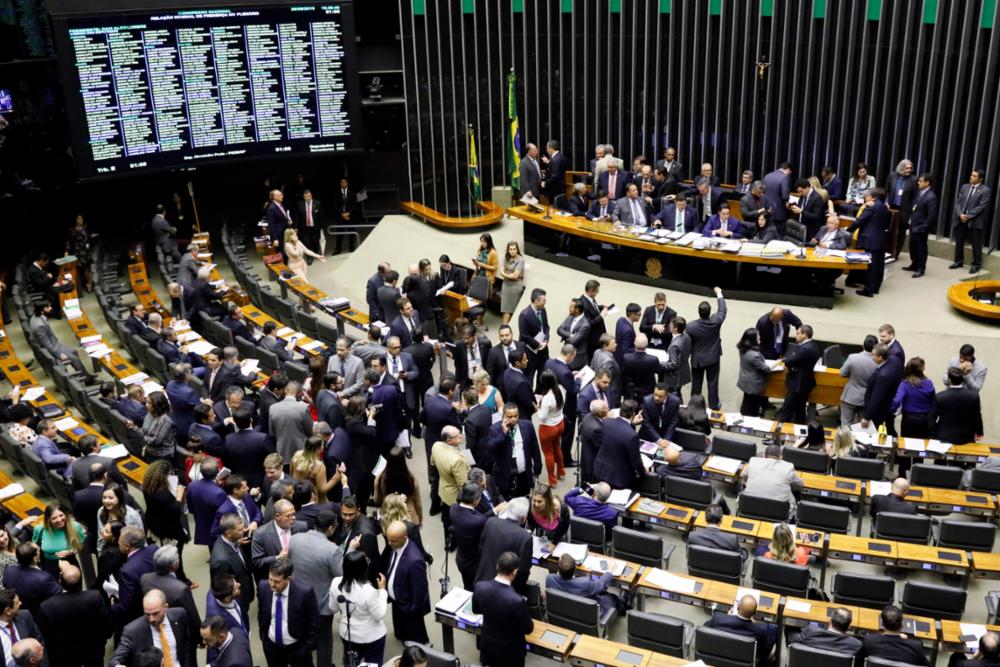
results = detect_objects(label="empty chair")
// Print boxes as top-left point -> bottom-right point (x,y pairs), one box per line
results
295,311 -> 321,340
525,580 -> 544,620
737,493 -> 789,523
970,468 -> 1000,494
873,512 -> 931,545
663,476 -> 716,511
781,446 -> 830,474
569,516 -> 607,554
751,558 -> 810,598
909,463 -> 964,489
832,572 -> 895,609
401,642 -> 459,667
638,471 -> 662,500
48,471 -> 74,508
901,581 -> 966,620
22,448 -> 54,497
612,526 -> 672,568
462,276 -> 490,322
545,588 -> 616,638
711,435 -> 757,462
694,626 -> 757,667
234,336 -> 258,361
0,434 -> 27,476
272,296 -> 298,325
784,219 -> 808,244
672,427 -> 709,452
627,610 -> 691,658
822,345 -> 845,369
937,519 -> 996,552
256,347 -> 281,375
833,456 -> 885,481
687,544 -> 742,585
316,319 -> 341,347
203,318 -> 234,348
283,359 -> 309,384
796,501 -> 851,534
788,643 -> 855,667
145,348 -> 170,383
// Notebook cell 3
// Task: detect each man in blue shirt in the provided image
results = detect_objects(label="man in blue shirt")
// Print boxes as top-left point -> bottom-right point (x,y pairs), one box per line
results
564,484 -> 618,537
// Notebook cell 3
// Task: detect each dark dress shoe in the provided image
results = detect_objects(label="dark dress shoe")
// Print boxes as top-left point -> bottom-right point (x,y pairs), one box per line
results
855,289 -> 874,297
901,265 -> 916,271
949,262 -> 964,269
912,271 -> 924,278
563,458 -> 578,468
970,265 -> 982,274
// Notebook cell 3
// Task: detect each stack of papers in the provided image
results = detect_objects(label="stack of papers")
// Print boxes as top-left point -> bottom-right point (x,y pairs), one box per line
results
121,372 -> 149,386
552,543 -> 588,562
739,243 -> 766,257
185,340 -> 216,357
785,598 -> 812,614
637,498 -> 667,515
21,387 -> 46,402
275,326 -> 294,337
762,240 -> 795,256
62,300 -> 83,320
240,359 -> 260,374
0,483 -> 24,501
607,489 -> 639,508
436,587 -> 473,615
673,232 -> 702,246
141,381 -> 164,396
901,438 -> 926,452
721,412 -> 744,426
80,334 -> 103,345
532,535 -> 550,561
927,440 -> 952,455
456,598 -> 483,626
707,456 -> 742,475
100,444 -> 130,460
740,416 -> 776,432
646,348 -> 668,364
53,416 -> 79,431
583,555 -> 626,576
178,331 -> 200,343
173,320 -> 191,332
86,344 -> 113,358
959,624 -> 988,654
870,481 -> 892,497
645,568 -> 697,593
575,365 -> 596,388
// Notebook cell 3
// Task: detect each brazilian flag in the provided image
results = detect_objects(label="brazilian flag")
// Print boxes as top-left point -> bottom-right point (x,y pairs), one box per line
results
468,126 -> 481,202
507,69 -> 521,190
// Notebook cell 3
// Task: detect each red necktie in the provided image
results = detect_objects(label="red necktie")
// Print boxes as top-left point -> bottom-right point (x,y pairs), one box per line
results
306,205 -> 313,227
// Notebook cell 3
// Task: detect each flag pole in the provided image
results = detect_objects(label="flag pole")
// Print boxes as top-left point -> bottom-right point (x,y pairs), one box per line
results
466,124 -> 474,215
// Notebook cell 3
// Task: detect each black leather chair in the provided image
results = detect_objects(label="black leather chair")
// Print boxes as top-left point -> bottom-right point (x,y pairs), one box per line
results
970,468 -> 1000,494
545,588 -> 616,638
796,501 -> 851,534
612,526 -> 672,568
401,642 -> 459,667
789,643 -> 855,667
627,610 -> 691,658
909,463 -> 964,489
865,657 -> 927,667
822,345 -> 845,370
672,427 -> 709,452
462,276 -> 491,323
711,435 -> 757,462
784,220 -> 808,244
525,580 -> 545,620
687,544 -> 742,585
782,446 -> 830,473
832,572 -> 894,609
833,456 -> 885,481
901,581 -> 966,620
737,493 -> 789,523
873,512 -> 931,544
937,519 -> 995,552
282,359 -> 309,384
569,516 -> 608,554
695,626 -> 757,667
663,476 -> 716,510
638,471 -> 663,500
751,558 -> 810,598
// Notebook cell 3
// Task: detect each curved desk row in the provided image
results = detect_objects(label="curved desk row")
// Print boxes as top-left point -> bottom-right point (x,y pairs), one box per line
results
947,279 -> 1000,321
401,200 -> 504,229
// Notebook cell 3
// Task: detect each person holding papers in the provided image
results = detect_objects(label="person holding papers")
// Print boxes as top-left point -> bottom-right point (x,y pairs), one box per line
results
701,203 -> 743,238
586,191 -> 613,221
737,328 -> 770,417
868,477 -> 917,520
526,483 -> 570,550
638,384 -> 680,443
545,553 -> 621,618
592,399 -> 645,490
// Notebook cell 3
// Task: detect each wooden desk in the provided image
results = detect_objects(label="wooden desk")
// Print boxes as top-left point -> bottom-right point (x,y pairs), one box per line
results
239,305 -> 328,357
855,608 -> 939,648
264,262 -> 370,334
947,280 -> 1000,320
402,200 -> 503,229
692,512 -> 761,545
781,598 -> 861,630
0,466 -> 46,519
646,653 -> 689,667
568,635 -> 653,667
971,552 -> 1000,580
623,497 -> 695,532
764,366 -> 847,405
634,569 -> 780,620
534,552 -> 641,589
827,534 -> 897,566
755,523 -> 826,554
799,472 -> 865,504
702,455 -> 744,484
434,609 -> 575,661
940,620 -> 1000,653
895,543 -> 970,576
873,483 -> 997,518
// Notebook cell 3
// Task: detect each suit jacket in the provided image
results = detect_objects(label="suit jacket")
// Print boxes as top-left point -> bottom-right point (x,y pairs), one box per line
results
839,351 -> 877,406
784,339 -> 822,396
464,403 -> 494,466
366,272 -> 385,321
170,284 -> 194,319
27,263 -> 54,294
453,338 -> 491,387
212,398 -> 257,428
796,189 -> 827,237
568,194 -> 592,217
705,611 -> 777,664
591,349 -> 621,396
186,478 -> 227,545
289,529 -> 344,614
221,315 -> 255,345
189,421 -> 225,458
763,169 -> 792,222
576,382 -> 619,420
139,572 -> 201,642
167,380 -> 202,442
382,350 -> 419,409
755,310 -> 802,360
543,151 -> 568,198
546,571 -> 617,617
381,538 -> 430,625
517,305 -> 550,363
189,278 -> 225,319
37,589 -> 112,665
1,565 -> 61,616
638,393 -> 680,441
544,358 -> 580,418
371,383 -> 406,445
296,198 -> 323,230
328,352 -> 365,398
474,516 -> 533,593
389,311 -> 422,347
744,457 -> 802,519
656,450 -> 706,480
402,275 -> 435,323
314,388 -> 345,431
954,182 -> 993,228
885,172 -> 918,217
597,170 -> 630,200
472,579 -> 534,665
930,386 -> 984,444
738,349 -> 770,396
266,201 -> 291,243
421,394 -> 462,450
861,632 -> 929,666
614,316 -> 636,364
848,199 -> 891,251
794,625 -> 863,656
110,607 -> 196,667
687,525 -> 741,554
662,331 -> 692,388
863,358 -> 903,421
739,193 -> 768,228
623,351 -> 663,400
177,252 -> 199,286
556,315 -> 590,367
334,187 -> 358,218
592,417 -> 644,489
211,495 -> 263,541
71,453 -> 125,490
450,503 -> 489,573
503,367 -> 536,419
579,414 -> 603,483
211,629 -> 253,667
654,203 -> 699,232
519,155 -> 543,197
686,296 -> 727,368
822,175 -> 844,200
586,199 -> 615,221
486,342 -> 526,394
487,420 -> 542,492
908,188 -> 939,234
702,214 -> 744,238
152,214 -> 178,253
639,305 -> 676,351
376,285 -> 402,325
205,591 -> 250,638
693,187 -> 727,223
73,485 -> 104,552
436,264 -> 468,296
113,544 -> 158,623
812,227 -> 851,249
259,333 -> 293,362
257,580 -> 318,649
268,397 -> 314,463
612,196 -> 653,226
211,537 -> 256,611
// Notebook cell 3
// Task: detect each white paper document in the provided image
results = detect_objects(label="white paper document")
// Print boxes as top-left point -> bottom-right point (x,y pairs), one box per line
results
141,381 -> 164,396
53,416 -> 79,431
80,334 -> 102,345
645,568 -> 697,594
607,489 -> 639,507
640,453 -> 654,471
707,455 -> 742,475
178,331 -> 200,343
532,535 -> 550,560
583,555 -> 626,576
121,372 -> 149,386
435,281 -> 454,297
552,542 -> 588,562
785,598 -> 812,613
576,365 -> 596,388
902,438 -> 926,452
86,344 -> 113,358
276,326 -> 294,337
100,444 -> 130,460
0,483 -> 24,501
869,480 -> 892,497
371,455 -> 387,478
646,348 -> 667,364
926,440 -> 952,455
240,359 -> 260,374
435,588 -> 472,615
21,387 -> 46,402
765,359 -> 784,372
301,340 -> 324,351
185,340 -> 216,357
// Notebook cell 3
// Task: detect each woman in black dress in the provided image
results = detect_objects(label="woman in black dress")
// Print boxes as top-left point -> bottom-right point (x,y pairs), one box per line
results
142,459 -> 190,583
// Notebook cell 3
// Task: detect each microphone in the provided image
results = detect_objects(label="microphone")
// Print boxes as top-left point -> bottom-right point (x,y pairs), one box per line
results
445,526 -> 456,553
337,594 -> 355,609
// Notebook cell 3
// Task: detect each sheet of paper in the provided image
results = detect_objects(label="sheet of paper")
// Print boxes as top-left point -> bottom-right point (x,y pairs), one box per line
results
275,326 -> 294,337
301,339 -> 324,351
53,416 -> 79,431
455,598 -> 483,626
583,555 -> 626,576
491,411 -> 502,424
645,568 -> 697,594
785,598 -> 811,613
0,483 -> 24,501
870,480 -> 892,497
86,344 -> 113,358
607,489 -> 638,507
707,455 -> 742,475
102,575 -> 119,598
167,475 -> 179,495
462,448 -> 476,466
100,444 -> 130,460
436,587 -> 472,614
532,535 -> 550,561
765,359 -> 784,372
141,381 -> 164,396
851,421 -> 877,435
534,330 -> 547,344
926,440 -> 952,455
371,455 -> 387,477
640,453 -> 654,471
121,372 -> 149,386
178,331 -> 200,343
902,437 -> 926,452
185,340 -> 216,357
173,320 -> 191,332
240,359 -> 260,374
960,624 -> 988,645
21,387 -> 46,402
646,348 -> 667,364
464,297 -> 480,309
80,334 -> 102,345
576,365 -> 596,388
552,542 -> 588,562
722,412 -> 743,426
435,281 -> 455,297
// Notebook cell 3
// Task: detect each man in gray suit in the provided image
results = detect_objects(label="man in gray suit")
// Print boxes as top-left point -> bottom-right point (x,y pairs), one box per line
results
556,298 -> 590,368
250,499 -> 308,580
328,337 -> 365,398
944,343 -> 988,393
612,183 -> 653,227
838,335 -> 877,425
177,250 -> 199,286
139,545 -> 202,644
743,445 -> 803,521
519,143 -> 542,199
687,503 -> 745,562
545,553 -> 621,618
951,168 -> 991,273
685,287 -> 726,410
152,204 -> 182,262
376,271 -> 402,325
29,302 -> 88,375
258,321 -> 295,362
288,509 -> 343,667
267,381 -> 314,463
662,317 -> 691,399
351,326 -> 387,367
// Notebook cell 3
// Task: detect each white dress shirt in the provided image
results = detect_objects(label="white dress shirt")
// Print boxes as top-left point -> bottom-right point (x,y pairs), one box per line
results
538,387 -> 565,427
386,541 -> 407,600
511,426 -> 526,473
151,620 -> 179,667
0,620 -> 16,667
268,589 -> 295,645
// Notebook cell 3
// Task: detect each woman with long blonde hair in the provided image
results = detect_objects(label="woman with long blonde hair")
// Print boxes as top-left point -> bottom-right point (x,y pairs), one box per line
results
291,435 -> 343,503
764,523 -> 809,565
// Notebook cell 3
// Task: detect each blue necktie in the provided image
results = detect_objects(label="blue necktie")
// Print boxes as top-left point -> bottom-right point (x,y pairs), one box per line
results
275,592 -> 284,644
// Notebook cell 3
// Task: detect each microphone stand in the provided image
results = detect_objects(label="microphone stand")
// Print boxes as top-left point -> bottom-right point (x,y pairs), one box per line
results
339,595 -> 360,667
440,527 -> 455,597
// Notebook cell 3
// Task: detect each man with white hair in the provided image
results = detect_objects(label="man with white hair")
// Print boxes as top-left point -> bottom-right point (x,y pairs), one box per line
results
565,482 -> 618,536
474,496 -> 533,594
189,265 -> 226,326
580,398 -> 608,484
166,282 -> 192,321
110,589 -> 197,667
266,188 -> 291,252
568,182 -> 591,216
593,143 -> 623,184
886,158 -> 917,256
622,333 -> 663,400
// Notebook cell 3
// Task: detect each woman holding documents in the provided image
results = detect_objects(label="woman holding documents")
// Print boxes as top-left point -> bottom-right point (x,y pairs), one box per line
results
284,227 -> 325,279
737,328 -> 770,417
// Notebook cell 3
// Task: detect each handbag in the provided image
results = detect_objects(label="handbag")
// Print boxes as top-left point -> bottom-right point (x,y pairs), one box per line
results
263,253 -> 283,265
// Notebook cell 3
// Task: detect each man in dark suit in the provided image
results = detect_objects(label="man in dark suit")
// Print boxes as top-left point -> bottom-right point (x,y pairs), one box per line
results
953,632 -> 1000,667
201,614 -> 253,667
702,204 -> 744,239
368,364 -> 407,456
376,271 -> 402,325
27,253 -> 61,315
579,398 -> 607,485
638,384 -> 680,443
622,334 -> 664,400
546,553 -> 620,619
211,474 -> 263,542
592,399 -> 644,490
2,543 -> 62,618
365,261 -> 390,321
186,459 -> 227,547
810,212 -> 852,249
36,564 -> 113,667
389,299 -> 422,349
463,388 -> 494,471
210,514 -> 256,614
686,287 -> 726,410
453,324 -> 491,388
639,292 -> 676,351
402,269 -> 435,330
860,605 -> 929,666
556,298 -> 590,368
108,589 -> 197,667
869,477 -> 918,520
655,146 -> 683,181
705,595 -> 779,666
517,288 -> 550,386
586,192 -> 614,221
756,307 -> 802,360
789,178 -> 827,239
654,196 -> 699,232
820,166 -> 844,200
139,545 -> 202,645
861,344 -> 903,432
519,143 -> 543,199
331,496 -> 380,572
124,303 -> 155,342
693,178 -> 727,226
503,350 -> 537,420
70,434 -> 126,490
792,607 -> 862,657
112,527 -> 159,627
473,551 -> 535,667
221,305 -> 256,344
437,254 -> 468,295
257,557 -> 319,666
687,503 -> 742,554
903,173 -> 938,277
580,279 -> 608,364
0,592 -> 46,667
951,168 -> 992,273
545,344 -> 582,466
474,497 -> 533,594
167,282 -> 194,320
189,403 -> 226,458
597,162 -> 629,200
762,162 -> 793,234
739,182 -> 770,235
485,325 -> 525,395
576,370 -> 618,420
314,374 -> 345,429
655,446 -> 706,481
332,177 -> 359,254
222,408 -> 273,489
777,325 -> 822,423
541,140 -> 567,199
382,520 -> 430,643
930,367 -> 985,444
885,159 -> 917,254
614,304 -> 641,364
847,188 -> 892,297
295,189 -> 323,258
568,184 -> 592,216
488,404 -> 542,498
266,189 -> 292,255
450,482 -> 490,590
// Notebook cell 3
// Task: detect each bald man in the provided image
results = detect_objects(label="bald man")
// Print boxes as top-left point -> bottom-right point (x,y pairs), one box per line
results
869,477 -> 917,520
37,564 -> 114,666
111,589 -> 196,667
654,445 -> 707,481
10,638 -> 43,666
430,424 -> 471,534
756,307 -> 802,360
381,520 -> 430,643
705,594 -> 779,665
265,189 -> 291,253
